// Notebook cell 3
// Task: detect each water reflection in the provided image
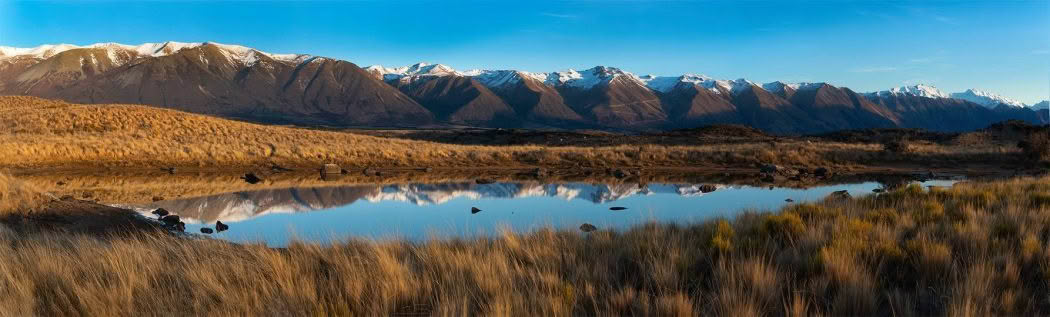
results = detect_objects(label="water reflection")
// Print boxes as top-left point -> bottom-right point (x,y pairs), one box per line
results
129,180 -> 955,246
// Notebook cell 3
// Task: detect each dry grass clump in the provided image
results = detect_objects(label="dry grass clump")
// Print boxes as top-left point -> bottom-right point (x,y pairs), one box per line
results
1,175 -> 1049,315
0,172 -> 49,214
0,96 -> 1027,170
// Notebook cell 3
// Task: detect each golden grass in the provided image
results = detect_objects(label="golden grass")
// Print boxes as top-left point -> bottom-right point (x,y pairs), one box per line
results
0,172 -> 49,214
0,96 -> 1022,170
0,171 -> 1049,315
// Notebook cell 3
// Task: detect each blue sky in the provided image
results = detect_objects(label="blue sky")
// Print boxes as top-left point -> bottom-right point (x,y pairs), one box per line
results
1,0 -> 1047,103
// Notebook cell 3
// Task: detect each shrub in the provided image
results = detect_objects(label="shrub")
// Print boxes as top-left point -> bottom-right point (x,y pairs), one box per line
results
760,212 -> 806,241
882,139 -> 912,154
708,219 -> 735,253
1018,132 -> 1050,162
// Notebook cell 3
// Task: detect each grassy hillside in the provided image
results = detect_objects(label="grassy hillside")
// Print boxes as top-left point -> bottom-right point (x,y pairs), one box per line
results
0,172 -> 1048,315
0,96 -> 1031,171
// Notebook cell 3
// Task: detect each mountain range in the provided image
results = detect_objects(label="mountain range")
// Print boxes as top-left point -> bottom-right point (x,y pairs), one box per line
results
1,41 -> 1046,133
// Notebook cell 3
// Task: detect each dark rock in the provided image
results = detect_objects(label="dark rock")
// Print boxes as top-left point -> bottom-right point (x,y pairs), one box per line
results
152,208 -> 170,217
872,188 -> 885,193
471,207 -> 482,214
579,223 -> 598,233
814,167 -> 829,177
785,198 -> 794,202
612,169 -> 629,179
609,207 -> 627,211
200,228 -> 214,234
216,221 -> 229,232
152,196 -> 164,202
241,173 -> 263,184
160,215 -> 180,224
175,222 -> 186,232
698,184 -> 717,193
829,190 -> 852,200
475,178 -> 495,184
760,164 -> 778,174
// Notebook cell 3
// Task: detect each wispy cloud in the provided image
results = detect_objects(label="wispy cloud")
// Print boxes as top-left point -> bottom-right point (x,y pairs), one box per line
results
852,66 -> 899,73
540,12 -> 578,19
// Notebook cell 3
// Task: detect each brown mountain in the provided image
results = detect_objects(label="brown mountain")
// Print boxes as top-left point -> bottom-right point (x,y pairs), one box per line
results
387,75 -> 519,127
3,43 -> 433,127
788,83 -> 899,131
555,69 -> 668,129
2,42 -> 1043,133
476,71 -> 588,128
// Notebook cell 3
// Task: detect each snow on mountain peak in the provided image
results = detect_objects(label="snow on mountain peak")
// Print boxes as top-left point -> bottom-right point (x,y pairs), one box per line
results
1031,100 -> 1049,110
544,66 -> 638,89
761,81 -> 800,94
366,62 -> 459,82
0,41 -> 305,66
950,88 -> 1026,109
868,84 -> 950,99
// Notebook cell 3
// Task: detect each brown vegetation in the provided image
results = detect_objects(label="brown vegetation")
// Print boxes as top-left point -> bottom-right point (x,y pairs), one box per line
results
1,169 -> 1049,315
0,96 -> 1037,173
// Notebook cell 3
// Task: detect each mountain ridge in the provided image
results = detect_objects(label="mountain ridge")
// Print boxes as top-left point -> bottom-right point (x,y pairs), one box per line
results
2,41 -> 1045,133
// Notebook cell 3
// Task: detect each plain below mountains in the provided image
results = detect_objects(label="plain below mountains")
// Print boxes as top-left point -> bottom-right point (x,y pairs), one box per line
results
1,41 -> 1045,134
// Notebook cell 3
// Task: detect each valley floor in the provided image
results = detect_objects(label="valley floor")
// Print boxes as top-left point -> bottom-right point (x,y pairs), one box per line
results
1,171 -> 1049,315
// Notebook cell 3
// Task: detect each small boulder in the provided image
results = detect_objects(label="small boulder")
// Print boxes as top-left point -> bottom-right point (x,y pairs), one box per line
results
160,215 -> 181,224
698,184 -> 718,193
216,221 -> 229,232
471,207 -> 482,214
828,190 -> 852,200
609,207 -> 627,211
579,223 -> 598,233
785,198 -> 794,202
814,167 -> 829,177
175,222 -> 186,232
241,173 -> 263,184
200,228 -> 214,234
322,163 -> 341,174
152,208 -> 170,217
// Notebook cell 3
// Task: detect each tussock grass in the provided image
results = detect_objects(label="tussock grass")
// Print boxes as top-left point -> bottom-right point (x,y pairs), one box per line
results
0,172 -> 48,214
1,172 -> 1049,315
0,96 -> 1024,170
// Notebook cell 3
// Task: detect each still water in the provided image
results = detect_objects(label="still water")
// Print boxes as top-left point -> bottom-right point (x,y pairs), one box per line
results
128,180 -> 955,246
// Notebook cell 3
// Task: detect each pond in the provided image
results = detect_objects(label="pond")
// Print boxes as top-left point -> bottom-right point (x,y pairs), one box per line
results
125,179 -> 957,246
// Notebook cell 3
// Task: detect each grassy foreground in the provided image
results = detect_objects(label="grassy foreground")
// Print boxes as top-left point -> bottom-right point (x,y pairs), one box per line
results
1,172 -> 1049,315
0,96 -> 1035,171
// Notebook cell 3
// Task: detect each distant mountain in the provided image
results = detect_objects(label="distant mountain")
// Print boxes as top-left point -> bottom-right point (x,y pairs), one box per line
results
950,88 -> 1027,109
1,42 -> 1043,133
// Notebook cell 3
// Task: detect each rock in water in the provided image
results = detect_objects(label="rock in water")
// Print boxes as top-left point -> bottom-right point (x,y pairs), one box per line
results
152,208 -> 170,217
698,184 -> 717,193
785,198 -> 794,202
579,223 -> 598,232
160,215 -> 180,224
200,228 -> 214,234
216,221 -> 229,232
241,173 -> 262,184
609,207 -> 627,211
471,207 -> 482,214
829,190 -> 852,200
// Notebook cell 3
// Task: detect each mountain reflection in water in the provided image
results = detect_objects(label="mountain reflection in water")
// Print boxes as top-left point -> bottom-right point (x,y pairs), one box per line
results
130,180 -> 955,245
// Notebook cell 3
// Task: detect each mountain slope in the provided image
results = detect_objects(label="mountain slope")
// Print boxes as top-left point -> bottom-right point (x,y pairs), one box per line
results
1,42 -> 1044,133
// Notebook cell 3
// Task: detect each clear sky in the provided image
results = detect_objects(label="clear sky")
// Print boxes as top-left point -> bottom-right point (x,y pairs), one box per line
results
1,0 -> 1047,104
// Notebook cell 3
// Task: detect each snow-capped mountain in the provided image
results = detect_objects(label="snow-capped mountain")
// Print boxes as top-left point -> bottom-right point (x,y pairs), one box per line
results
2,41 -> 1044,132
866,84 -> 951,99
950,88 -> 1027,109
1031,101 -> 1049,110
